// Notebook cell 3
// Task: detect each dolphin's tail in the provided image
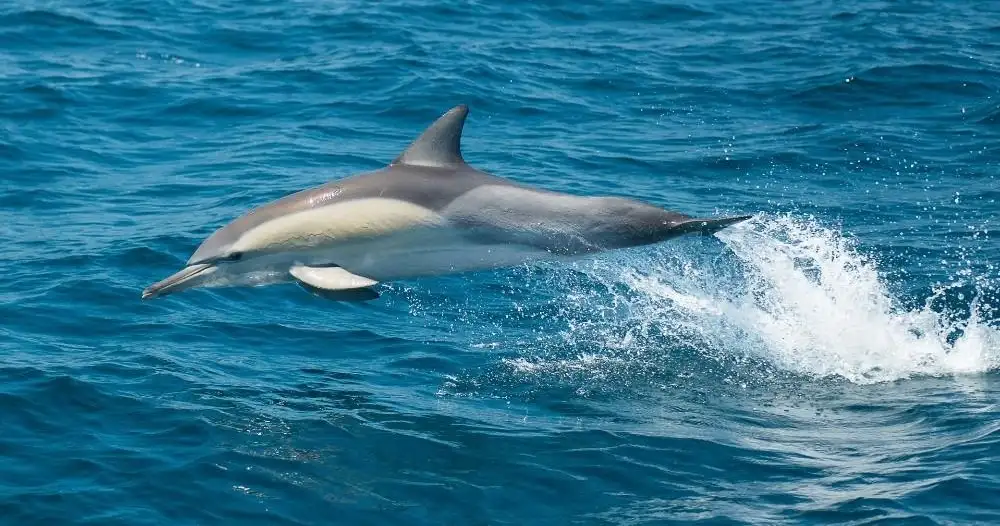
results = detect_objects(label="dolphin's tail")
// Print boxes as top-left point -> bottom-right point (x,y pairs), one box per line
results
671,214 -> 754,236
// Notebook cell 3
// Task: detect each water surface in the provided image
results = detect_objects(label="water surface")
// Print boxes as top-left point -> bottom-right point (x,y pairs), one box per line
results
1,0 -> 999,524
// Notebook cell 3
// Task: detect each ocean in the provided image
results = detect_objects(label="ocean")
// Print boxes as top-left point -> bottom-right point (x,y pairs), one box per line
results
1,0 -> 998,524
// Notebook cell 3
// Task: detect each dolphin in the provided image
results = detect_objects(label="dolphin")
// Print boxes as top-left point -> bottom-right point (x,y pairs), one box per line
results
142,104 -> 752,301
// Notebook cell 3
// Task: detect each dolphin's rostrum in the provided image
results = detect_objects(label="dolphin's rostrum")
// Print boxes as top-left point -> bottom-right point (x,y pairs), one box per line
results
142,105 -> 752,301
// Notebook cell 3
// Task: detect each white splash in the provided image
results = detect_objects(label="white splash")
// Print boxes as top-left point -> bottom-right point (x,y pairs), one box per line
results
502,214 -> 1000,386
637,214 -> 999,384
710,214 -> 999,383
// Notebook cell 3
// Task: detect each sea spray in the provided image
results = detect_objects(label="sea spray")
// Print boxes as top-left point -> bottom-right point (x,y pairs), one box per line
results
495,214 -> 999,388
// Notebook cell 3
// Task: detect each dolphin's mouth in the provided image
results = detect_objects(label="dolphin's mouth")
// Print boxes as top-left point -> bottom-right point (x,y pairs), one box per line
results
142,263 -> 215,300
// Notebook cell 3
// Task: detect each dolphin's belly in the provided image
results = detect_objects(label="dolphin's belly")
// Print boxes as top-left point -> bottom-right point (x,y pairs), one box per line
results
319,227 -> 552,281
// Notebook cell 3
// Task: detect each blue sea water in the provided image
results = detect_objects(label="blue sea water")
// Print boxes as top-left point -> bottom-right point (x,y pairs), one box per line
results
2,0 -> 1000,523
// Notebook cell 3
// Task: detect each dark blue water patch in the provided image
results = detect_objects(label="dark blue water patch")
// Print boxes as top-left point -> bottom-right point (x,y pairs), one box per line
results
0,9 -> 130,47
976,104 -> 1000,126
779,64 -> 995,117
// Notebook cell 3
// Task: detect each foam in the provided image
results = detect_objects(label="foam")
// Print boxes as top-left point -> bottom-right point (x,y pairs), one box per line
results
503,213 -> 1000,386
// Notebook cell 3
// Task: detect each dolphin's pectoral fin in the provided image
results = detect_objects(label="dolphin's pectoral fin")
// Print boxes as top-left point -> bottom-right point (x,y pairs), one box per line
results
290,265 -> 378,289
290,265 -> 380,301
671,215 -> 754,236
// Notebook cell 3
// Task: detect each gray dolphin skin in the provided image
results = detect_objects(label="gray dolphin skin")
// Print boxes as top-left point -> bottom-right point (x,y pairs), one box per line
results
142,104 -> 753,301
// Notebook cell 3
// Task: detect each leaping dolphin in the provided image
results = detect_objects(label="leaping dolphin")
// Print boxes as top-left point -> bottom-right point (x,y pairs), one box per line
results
142,104 -> 752,301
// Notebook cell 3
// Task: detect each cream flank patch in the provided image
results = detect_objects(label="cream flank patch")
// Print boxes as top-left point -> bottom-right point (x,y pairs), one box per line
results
231,198 -> 446,253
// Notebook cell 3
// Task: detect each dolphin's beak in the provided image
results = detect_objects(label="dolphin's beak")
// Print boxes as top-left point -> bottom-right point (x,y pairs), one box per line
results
142,263 -> 215,300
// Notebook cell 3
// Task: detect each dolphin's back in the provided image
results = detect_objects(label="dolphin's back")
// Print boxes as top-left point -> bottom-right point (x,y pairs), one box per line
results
340,163 -> 515,212
185,101 -> 749,266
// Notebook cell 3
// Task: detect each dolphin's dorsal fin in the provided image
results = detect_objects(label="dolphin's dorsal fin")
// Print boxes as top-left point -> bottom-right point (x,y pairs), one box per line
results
391,104 -> 469,168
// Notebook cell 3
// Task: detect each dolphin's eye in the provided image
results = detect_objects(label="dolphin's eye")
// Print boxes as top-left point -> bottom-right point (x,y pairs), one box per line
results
226,252 -> 243,262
